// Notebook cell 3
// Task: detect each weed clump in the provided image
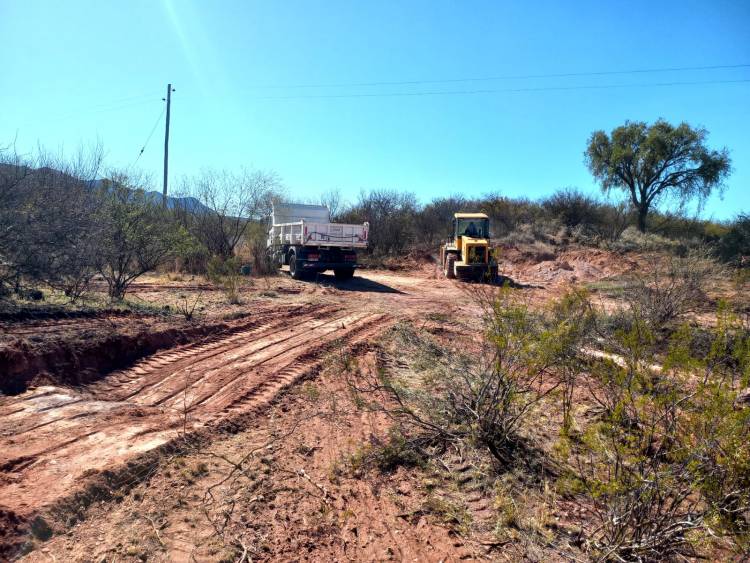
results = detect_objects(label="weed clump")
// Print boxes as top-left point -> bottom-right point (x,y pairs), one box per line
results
348,429 -> 426,475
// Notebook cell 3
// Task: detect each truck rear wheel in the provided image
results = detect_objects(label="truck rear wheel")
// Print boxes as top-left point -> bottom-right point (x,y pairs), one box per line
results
444,254 -> 456,279
289,253 -> 304,280
334,268 -> 354,280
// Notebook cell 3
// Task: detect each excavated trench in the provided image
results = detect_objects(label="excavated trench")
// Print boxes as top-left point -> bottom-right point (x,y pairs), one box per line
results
0,306 -> 316,395
0,302 -> 390,558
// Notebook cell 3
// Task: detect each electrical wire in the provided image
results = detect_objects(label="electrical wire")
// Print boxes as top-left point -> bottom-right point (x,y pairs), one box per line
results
252,77 -> 750,100
249,63 -> 750,89
40,92 -> 163,123
130,104 -> 166,169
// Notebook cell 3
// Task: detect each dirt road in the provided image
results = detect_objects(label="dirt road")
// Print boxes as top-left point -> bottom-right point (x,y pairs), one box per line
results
0,299 -> 387,549
0,256 -> 632,559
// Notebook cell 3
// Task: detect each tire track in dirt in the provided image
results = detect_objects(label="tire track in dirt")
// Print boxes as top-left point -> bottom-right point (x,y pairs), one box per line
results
207,314 -> 386,422
0,305 -> 318,418
85,304 -> 342,402
1,306 -> 336,463
0,303 -> 317,405
174,312 -> 363,409
0,303 -> 391,551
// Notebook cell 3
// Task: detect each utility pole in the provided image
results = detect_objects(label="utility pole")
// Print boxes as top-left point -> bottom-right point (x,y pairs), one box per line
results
162,83 -> 174,206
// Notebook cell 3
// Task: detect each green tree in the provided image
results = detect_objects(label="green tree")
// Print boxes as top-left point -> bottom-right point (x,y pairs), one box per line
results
95,175 -> 184,299
585,119 -> 731,232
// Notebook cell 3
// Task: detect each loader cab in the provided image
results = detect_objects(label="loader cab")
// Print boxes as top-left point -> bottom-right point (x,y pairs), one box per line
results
451,213 -> 490,249
452,216 -> 489,240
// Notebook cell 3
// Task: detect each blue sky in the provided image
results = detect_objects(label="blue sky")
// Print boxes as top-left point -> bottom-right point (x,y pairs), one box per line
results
2,0 -> 748,219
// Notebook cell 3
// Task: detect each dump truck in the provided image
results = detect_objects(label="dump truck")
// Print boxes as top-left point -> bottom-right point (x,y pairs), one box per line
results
267,203 -> 369,280
439,212 -> 498,281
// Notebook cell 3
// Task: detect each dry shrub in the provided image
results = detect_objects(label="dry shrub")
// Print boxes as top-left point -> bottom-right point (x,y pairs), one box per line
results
349,289 -> 592,467
542,187 -> 603,231
176,291 -> 203,321
611,227 -> 684,253
624,247 -> 721,330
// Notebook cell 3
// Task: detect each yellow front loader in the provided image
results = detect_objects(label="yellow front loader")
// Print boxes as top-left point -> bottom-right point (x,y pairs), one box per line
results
439,212 -> 498,282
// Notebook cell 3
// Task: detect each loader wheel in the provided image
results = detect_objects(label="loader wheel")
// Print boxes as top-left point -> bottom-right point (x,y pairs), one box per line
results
289,253 -> 304,280
334,268 -> 355,280
483,265 -> 499,284
444,254 -> 456,279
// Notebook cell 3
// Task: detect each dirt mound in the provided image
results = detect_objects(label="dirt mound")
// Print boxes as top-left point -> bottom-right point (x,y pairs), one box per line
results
498,245 -> 636,286
361,247 -> 437,272
1,320 -> 220,395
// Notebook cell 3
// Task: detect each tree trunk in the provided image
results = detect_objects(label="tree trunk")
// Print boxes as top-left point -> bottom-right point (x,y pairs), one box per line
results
637,205 -> 649,233
109,278 -> 127,301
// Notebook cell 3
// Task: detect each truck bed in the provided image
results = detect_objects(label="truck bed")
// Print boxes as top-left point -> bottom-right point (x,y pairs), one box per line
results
268,220 -> 369,248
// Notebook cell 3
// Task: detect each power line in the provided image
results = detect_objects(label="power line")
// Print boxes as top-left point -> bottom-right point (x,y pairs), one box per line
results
250,63 -> 750,89
252,77 -> 750,100
77,91 -> 163,112
130,104 -> 166,169
42,92 -> 163,123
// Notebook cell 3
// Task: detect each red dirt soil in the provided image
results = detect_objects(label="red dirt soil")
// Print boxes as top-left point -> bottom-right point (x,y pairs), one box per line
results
1,251 -> 639,560
18,347 -> 479,562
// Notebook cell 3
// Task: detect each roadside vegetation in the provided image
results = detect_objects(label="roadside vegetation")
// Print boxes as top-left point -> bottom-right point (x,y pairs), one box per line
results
345,274 -> 750,560
0,144 -> 281,307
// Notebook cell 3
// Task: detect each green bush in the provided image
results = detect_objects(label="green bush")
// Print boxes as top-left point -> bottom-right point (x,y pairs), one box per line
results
368,289 -> 592,464
577,305 -> 750,560
718,214 -> 750,265
207,255 -> 243,304
542,188 -> 602,229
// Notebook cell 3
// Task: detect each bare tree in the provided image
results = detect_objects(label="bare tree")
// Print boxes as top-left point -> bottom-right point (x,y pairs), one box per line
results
0,143 -> 34,290
175,168 -> 281,259
417,195 -> 469,244
31,145 -> 104,298
339,188 -> 418,255
0,142 -> 104,298
319,188 -> 343,221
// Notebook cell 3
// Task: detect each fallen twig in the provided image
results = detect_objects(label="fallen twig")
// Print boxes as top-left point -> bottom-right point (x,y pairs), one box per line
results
146,515 -> 166,548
